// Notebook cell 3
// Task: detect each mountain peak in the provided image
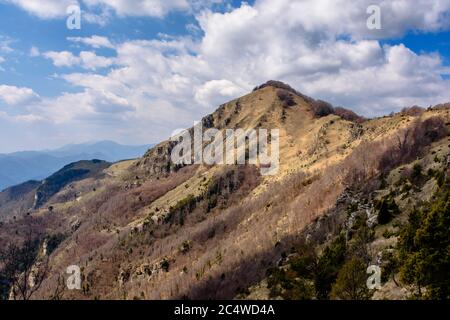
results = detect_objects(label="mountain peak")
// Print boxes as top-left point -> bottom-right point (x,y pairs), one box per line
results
253,80 -> 314,102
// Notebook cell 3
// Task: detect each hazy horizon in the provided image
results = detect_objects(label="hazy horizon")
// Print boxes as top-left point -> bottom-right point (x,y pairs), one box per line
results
0,139 -> 154,155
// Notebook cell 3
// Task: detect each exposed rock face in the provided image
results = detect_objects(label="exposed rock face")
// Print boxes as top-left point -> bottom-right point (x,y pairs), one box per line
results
136,141 -> 178,177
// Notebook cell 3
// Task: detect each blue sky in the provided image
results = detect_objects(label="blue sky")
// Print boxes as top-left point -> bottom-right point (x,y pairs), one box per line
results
0,1 -> 241,97
0,0 -> 449,153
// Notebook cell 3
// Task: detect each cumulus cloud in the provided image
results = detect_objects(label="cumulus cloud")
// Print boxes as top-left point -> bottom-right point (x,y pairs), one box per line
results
43,50 -> 114,70
28,0 -> 450,134
3,0 -> 450,150
43,51 -> 80,67
4,0 -> 77,19
0,85 -> 40,105
195,80 -> 246,107
67,35 -> 114,49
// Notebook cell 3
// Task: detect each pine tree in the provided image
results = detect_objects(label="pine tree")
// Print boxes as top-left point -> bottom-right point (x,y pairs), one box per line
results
330,256 -> 370,300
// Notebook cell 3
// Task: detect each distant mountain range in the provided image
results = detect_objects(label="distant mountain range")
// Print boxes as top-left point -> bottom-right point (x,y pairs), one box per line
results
0,141 -> 153,191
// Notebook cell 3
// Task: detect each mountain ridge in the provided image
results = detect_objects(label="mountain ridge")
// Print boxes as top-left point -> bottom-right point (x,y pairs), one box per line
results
0,81 -> 449,300
0,141 -> 154,191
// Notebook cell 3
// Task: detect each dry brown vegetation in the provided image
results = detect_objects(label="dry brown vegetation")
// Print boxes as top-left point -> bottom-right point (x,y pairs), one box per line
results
1,81 -> 449,300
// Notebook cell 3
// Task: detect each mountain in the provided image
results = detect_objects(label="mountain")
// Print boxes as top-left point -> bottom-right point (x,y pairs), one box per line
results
0,81 -> 449,300
0,160 -> 110,221
0,141 -> 153,191
33,159 -> 111,209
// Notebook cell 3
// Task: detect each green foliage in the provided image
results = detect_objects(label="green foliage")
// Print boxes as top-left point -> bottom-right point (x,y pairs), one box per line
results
376,196 -> 399,225
160,258 -> 170,272
411,164 -> 423,183
266,268 -> 314,300
435,170 -> 445,187
45,233 -> 67,255
314,234 -> 347,299
290,254 -> 316,279
380,250 -> 399,283
398,181 -> 450,299
346,203 -> 359,215
348,221 -> 373,262
330,256 -> 370,300
379,173 -> 388,189
164,194 -> 197,224
382,229 -> 396,239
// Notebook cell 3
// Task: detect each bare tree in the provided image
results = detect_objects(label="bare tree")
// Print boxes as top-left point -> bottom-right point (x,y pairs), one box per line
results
49,275 -> 66,300
0,231 -> 49,300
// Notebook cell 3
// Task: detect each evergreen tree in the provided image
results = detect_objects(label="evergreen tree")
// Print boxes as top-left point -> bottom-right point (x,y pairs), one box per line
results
330,256 -> 370,300
399,186 -> 450,299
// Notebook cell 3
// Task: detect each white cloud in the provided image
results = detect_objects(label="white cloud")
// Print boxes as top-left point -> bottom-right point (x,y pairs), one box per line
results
43,50 -> 114,70
195,79 -> 245,107
5,0 -> 230,20
189,0 -> 450,114
82,0 -> 190,17
79,51 -> 114,69
3,0 -> 450,151
67,35 -> 114,49
83,8 -> 112,26
43,51 -> 79,67
0,85 -> 40,105
4,0 -> 77,19
33,0 -> 450,135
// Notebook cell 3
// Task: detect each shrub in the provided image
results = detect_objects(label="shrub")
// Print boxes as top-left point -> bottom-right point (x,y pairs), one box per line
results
411,164 -> 423,179
277,89 -> 296,107
376,197 -> 399,225
180,240 -> 192,254
381,250 -> 399,283
312,100 -> 334,118
314,235 -> 347,299
266,267 -> 314,300
334,107 -> 366,123
45,233 -> 67,255
401,106 -> 425,117
330,256 -> 370,300
160,258 -> 170,272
